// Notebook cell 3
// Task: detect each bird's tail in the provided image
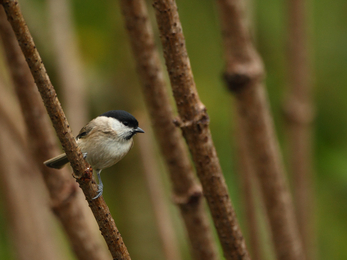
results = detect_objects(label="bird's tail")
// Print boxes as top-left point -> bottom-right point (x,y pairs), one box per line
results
44,153 -> 69,169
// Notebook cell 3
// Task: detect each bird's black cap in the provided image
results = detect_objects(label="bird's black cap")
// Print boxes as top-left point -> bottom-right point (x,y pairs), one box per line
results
99,110 -> 139,128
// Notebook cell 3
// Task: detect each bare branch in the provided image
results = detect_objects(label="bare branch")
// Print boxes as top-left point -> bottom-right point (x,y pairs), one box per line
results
0,5 -> 111,260
1,0 -> 85,176
284,0 -> 314,258
151,1 -> 250,259
216,0 -> 306,259
119,1 -> 219,259
236,113 -> 263,260
0,1 -> 130,259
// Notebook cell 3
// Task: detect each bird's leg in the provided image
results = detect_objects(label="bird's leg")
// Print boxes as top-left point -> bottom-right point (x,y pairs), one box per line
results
92,169 -> 103,200
83,152 -> 88,159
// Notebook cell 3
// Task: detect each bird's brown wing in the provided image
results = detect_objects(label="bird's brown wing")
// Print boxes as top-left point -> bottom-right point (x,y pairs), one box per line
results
76,123 -> 95,140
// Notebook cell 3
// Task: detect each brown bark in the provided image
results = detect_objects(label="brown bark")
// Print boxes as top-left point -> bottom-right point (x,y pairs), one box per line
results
1,0 -> 85,177
0,1 -> 130,259
216,0 -> 306,259
236,113 -> 263,260
137,116 -> 182,260
119,1 -> 219,259
0,6 -> 111,260
284,0 -> 314,258
47,0 -> 87,132
0,81 -> 61,260
152,1 -> 250,259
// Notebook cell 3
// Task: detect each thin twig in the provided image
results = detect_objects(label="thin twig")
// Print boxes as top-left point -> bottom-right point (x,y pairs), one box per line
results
0,1 -> 130,259
216,0 -> 306,259
234,2 -> 263,257
152,1 -> 250,259
235,113 -> 263,260
0,5 -> 111,260
284,0 -> 314,258
119,1 -> 219,259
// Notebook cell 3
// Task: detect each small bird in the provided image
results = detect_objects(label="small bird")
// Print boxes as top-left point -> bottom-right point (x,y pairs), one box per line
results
44,110 -> 144,199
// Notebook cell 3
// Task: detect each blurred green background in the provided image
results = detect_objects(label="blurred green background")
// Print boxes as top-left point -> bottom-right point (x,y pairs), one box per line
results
1,0 -> 346,259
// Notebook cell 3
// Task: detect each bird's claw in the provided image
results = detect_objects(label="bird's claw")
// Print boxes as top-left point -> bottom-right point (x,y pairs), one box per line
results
92,184 -> 103,200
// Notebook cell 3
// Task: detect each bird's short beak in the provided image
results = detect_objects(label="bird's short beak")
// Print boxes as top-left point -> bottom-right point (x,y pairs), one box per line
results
134,127 -> 145,133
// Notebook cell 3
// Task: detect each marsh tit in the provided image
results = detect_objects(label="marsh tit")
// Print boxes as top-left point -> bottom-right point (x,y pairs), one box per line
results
44,110 -> 144,199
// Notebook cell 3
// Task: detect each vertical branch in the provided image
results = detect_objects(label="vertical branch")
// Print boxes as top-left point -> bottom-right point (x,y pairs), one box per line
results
284,0 -> 314,258
152,1 -> 250,259
119,1 -> 219,259
0,1 -> 131,259
216,0 -> 306,259
235,113 -> 263,260
1,0 -> 86,177
137,115 -> 182,260
0,6 -> 111,260
231,1 -> 263,258
0,83 -> 61,260
46,0 -> 88,132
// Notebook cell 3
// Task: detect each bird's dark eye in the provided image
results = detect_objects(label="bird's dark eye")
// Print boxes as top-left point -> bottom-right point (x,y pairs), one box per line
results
123,121 -> 129,126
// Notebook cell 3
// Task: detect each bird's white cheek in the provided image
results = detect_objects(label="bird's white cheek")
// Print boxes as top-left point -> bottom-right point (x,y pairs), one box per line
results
110,119 -> 124,132
109,119 -> 133,139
